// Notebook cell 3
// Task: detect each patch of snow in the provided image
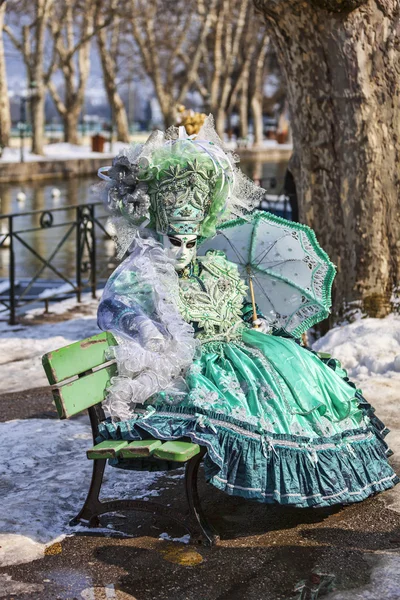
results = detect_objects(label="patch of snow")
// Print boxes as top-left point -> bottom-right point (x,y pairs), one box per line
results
0,280 -> 19,294
0,144 -> 110,163
80,584 -> 117,599
0,292 -> 101,393
159,532 -> 191,544
0,535 -> 44,568
38,282 -> 76,299
0,417 -> 165,567
223,139 -> 293,152
27,289 -> 102,318
325,554 -> 400,599
313,314 -> 400,381
0,141 -> 133,164
0,574 -> 44,597
313,316 -> 400,435
313,314 -> 400,517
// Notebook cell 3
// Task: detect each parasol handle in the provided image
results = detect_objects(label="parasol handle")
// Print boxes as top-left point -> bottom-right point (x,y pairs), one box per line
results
247,272 -> 258,326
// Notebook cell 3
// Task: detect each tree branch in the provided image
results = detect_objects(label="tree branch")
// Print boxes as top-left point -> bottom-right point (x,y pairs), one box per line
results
48,80 -> 67,115
3,24 -> 23,53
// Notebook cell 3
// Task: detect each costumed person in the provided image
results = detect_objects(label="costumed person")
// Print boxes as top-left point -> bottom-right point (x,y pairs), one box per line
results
96,118 -> 398,507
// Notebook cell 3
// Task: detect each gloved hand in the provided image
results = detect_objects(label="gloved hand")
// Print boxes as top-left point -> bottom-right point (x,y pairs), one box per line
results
252,318 -> 271,334
134,316 -> 167,351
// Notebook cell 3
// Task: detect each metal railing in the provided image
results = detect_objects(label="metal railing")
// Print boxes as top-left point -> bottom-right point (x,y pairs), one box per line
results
0,202 -> 112,324
0,177 -> 293,324
259,176 -> 293,220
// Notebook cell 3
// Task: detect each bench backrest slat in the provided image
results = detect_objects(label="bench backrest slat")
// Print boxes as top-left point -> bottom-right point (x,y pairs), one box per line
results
52,363 -> 117,418
42,331 -> 116,384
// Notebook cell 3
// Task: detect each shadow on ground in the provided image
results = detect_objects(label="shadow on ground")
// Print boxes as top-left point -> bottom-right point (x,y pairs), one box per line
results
1,464 -> 400,600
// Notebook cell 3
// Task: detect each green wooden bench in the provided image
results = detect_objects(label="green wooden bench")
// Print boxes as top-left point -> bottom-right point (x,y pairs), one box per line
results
42,331 -> 219,546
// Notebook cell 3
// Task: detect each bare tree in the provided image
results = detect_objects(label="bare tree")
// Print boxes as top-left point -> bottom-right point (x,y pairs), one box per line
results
210,0 -> 251,135
234,20 -> 257,139
0,0 -> 10,148
127,0 -> 216,128
196,0 -> 267,138
254,0 -> 400,318
96,6 -> 129,142
233,26 -> 269,142
4,0 -> 55,154
249,32 -> 269,146
47,0 -> 109,144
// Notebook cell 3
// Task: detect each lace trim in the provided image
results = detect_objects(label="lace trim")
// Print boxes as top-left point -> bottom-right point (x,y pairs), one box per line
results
152,410 -> 374,450
213,474 -> 398,501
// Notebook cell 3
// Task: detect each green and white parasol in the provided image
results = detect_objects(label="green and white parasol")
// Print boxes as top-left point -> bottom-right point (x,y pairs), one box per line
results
199,210 -> 336,337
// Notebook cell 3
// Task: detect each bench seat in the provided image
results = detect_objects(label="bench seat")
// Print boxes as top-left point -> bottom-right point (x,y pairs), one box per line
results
87,439 -> 200,463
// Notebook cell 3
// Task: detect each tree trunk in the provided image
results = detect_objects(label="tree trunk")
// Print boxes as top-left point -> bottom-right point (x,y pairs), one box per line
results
215,107 -> 226,138
249,32 -> 269,148
64,110 -> 80,145
30,90 -> 45,155
113,95 -> 130,142
162,107 -> 177,129
251,94 -> 263,146
239,82 -> 249,139
96,22 -> 130,143
254,0 -> 400,318
30,0 -> 53,155
0,1 -> 10,148
47,0 -> 99,146
4,0 -> 53,155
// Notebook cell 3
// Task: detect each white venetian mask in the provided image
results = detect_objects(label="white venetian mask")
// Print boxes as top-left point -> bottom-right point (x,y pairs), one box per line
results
162,234 -> 198,271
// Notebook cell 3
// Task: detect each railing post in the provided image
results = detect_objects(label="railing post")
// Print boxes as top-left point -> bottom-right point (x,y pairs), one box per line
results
8,216 -> 16,325
76,206 -> 82,303
90,204 -> 97,299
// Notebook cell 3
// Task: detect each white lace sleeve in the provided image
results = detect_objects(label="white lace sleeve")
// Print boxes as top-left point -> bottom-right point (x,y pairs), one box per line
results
98,232 -> 197,420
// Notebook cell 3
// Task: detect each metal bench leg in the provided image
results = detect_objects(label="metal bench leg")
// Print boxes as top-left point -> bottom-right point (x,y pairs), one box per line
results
69,458 -> 106,527
185,448 -> 220,546
70,457 -> 205,538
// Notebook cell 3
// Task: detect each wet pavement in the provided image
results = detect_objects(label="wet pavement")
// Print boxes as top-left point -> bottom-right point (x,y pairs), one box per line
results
1,388 -> 400,599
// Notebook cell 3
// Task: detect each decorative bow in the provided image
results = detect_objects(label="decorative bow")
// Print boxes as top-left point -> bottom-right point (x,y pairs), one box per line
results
195,413 -> 217,434
261,435 -> 278,459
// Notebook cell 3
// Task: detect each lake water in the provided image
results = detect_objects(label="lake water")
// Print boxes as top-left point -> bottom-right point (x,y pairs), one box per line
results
0,159 -> 288,282
0,177 -> 111,283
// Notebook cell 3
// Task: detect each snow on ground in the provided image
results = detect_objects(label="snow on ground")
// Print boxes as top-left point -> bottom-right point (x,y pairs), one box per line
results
38,282 -> 76,299
0,417 -> 168,567
313,314 -> 400,442
0,292 -> 101,394
325,554 -> 400,600
313,314 -> 400,382
1,138 -> 293,163
0,142 -> 128,163
313,314 -> 400,423
223,138 -> 292,152
0,293 -> 171,568
313,314 -> 400,519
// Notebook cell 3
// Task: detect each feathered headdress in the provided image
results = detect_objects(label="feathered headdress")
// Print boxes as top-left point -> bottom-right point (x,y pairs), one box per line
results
98,116 -> 264,256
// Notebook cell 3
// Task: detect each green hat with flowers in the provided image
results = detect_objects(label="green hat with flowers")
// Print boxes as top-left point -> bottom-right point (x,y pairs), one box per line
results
98,116 -> 263,244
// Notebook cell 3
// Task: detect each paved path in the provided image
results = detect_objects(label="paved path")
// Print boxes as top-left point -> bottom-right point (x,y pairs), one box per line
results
1,388 -> 400,599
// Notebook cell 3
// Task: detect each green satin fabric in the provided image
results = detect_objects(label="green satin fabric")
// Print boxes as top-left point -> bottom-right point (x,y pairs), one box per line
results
173,329 -> 364,438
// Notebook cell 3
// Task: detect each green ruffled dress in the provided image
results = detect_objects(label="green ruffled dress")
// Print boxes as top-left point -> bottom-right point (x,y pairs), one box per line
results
98,251 -> 398,507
